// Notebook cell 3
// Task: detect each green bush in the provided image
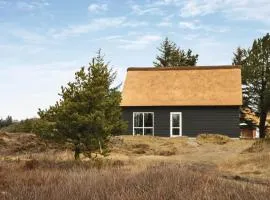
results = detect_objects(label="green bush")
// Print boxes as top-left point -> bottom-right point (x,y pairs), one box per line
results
1,118 -> 55,138
0,116 -> 13,128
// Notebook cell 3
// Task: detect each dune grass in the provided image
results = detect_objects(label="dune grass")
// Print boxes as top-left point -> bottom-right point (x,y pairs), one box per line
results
1,132 -> 270,200
1,160 -> 270,200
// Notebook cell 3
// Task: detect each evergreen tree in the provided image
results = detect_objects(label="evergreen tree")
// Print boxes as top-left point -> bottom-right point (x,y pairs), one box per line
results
0,115 -> 13,128
153,37 -> 198,67
232,47 -> 250,108
232,47 -> 246,66
233,34 -> 270,138
38,50 -> 126,159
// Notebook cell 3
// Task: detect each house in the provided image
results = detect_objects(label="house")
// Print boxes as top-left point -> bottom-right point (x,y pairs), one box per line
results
120,66 -> 243,137
239,107 -> 259,139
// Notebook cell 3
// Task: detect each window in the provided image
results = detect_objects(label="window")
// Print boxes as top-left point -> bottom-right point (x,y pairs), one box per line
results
170,112 -> 182,137
133,112 -> 154,136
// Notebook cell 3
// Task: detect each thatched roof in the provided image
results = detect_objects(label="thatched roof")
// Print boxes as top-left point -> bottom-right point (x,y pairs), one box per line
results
121,66 -> 242,106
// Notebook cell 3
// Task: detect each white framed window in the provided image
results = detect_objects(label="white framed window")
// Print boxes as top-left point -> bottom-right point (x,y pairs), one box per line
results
170,112 -> 182,137
133,112 -> 154,136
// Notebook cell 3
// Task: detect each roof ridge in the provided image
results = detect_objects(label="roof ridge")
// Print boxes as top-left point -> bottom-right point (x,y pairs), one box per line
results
127,65 -> 241,71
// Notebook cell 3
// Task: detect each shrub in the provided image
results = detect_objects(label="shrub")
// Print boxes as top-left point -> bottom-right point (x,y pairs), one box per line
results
0,116 -> 13,128
158,149 -> 176,156
24,159 -> 39,170
197,133 -> 231,144
243,138 -> 270,153
132,143 -> 150,154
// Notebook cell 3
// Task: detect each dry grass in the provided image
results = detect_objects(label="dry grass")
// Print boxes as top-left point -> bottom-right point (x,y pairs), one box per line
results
110,135 -> 193,157
243,139 -> 270,153
197,133 -> 232,144
220,139 -> 270,178
1,160 -> 270,200
2,132 -> 270,199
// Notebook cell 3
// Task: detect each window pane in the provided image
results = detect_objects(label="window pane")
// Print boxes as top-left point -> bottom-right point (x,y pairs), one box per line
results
172,128 -> 180,135
134,128 -> 143,135
172,114 -> 180,127
144,113 -> 153,127
144,128 -> 153,136
134,113 -> 143,127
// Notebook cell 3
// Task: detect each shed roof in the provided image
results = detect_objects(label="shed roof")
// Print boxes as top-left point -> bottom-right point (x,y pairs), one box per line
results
120,66 -> 242,106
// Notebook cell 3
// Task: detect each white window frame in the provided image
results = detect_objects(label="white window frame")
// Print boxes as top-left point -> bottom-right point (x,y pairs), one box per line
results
133,112 -> 154,136
170,112 -> 182,137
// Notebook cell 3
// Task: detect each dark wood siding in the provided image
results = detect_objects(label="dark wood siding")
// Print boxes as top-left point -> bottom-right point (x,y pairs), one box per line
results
122,106 -> 240,137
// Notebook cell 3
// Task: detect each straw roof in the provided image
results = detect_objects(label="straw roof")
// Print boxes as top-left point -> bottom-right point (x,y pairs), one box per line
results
121,66 -> 242,106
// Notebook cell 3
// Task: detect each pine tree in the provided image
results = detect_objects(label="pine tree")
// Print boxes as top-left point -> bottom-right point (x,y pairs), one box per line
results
38,50 -> 126,159
153,37 -> 198,67
233,34 -> 270,138
232,47 -> 246,66
232,47 -> 250,108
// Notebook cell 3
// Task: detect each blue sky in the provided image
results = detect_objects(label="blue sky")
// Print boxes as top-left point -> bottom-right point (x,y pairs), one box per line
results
1,0 -> 270,119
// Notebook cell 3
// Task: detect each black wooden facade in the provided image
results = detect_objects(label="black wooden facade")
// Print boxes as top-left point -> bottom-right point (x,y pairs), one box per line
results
122,106 -> 240,137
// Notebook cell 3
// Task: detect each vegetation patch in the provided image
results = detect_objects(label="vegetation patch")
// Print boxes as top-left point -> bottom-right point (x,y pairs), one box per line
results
132,143 -> 150,154
157,147 -> 177,156
243,139 -> 270,153
1,162 -> 270,200
197,133 -> 231,145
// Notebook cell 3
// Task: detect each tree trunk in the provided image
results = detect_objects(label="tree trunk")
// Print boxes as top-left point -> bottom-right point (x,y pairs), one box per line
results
259,110 -> 267,138
74,144 -> 81,160
98,139 -> 103,154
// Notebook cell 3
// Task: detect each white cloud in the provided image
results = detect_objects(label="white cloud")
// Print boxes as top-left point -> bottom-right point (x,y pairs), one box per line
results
146,0 -> 182,7
131,4 -> 163,15
0,44 -> 44,57
50,17 -> 149,39
0,0 -> 7,8
179,21 -> 198,30
16,0 -> 49,11
88,3 -> 108,13
123,21 -> 148,27
127,0 -> 165,16
9,29 -> 49,44
180,0 -> 270,22
157,21 -> 172,27
91,35 -> 123,42
118,35 -> 162,50
157,14 -> 174,27
183,33 -> 200,41
179,20 -> 229,33
51,17 -> 126,38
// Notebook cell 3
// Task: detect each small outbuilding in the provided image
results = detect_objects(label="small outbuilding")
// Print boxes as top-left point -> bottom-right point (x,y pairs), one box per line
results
121,66 -> 243,137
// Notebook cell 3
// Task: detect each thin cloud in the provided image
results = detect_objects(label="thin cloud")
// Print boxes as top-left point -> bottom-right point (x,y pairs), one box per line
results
51,17 -> 126,38
179,20 -> 229,33
16,0 -> 49,11
0,0 -> 7,8
9,29 -> 49,44
88,3 -> 108,13
157,14 -> 174,27
123,21 -> 149,27
118,35 -> 162,50
50,17 -> 149,39
157,21 -> 172,27
127,1 -> 165,16
180,0 -> 270,22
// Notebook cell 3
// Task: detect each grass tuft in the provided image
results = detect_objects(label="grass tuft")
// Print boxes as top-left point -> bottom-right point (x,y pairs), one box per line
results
197,133 -> 231,144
